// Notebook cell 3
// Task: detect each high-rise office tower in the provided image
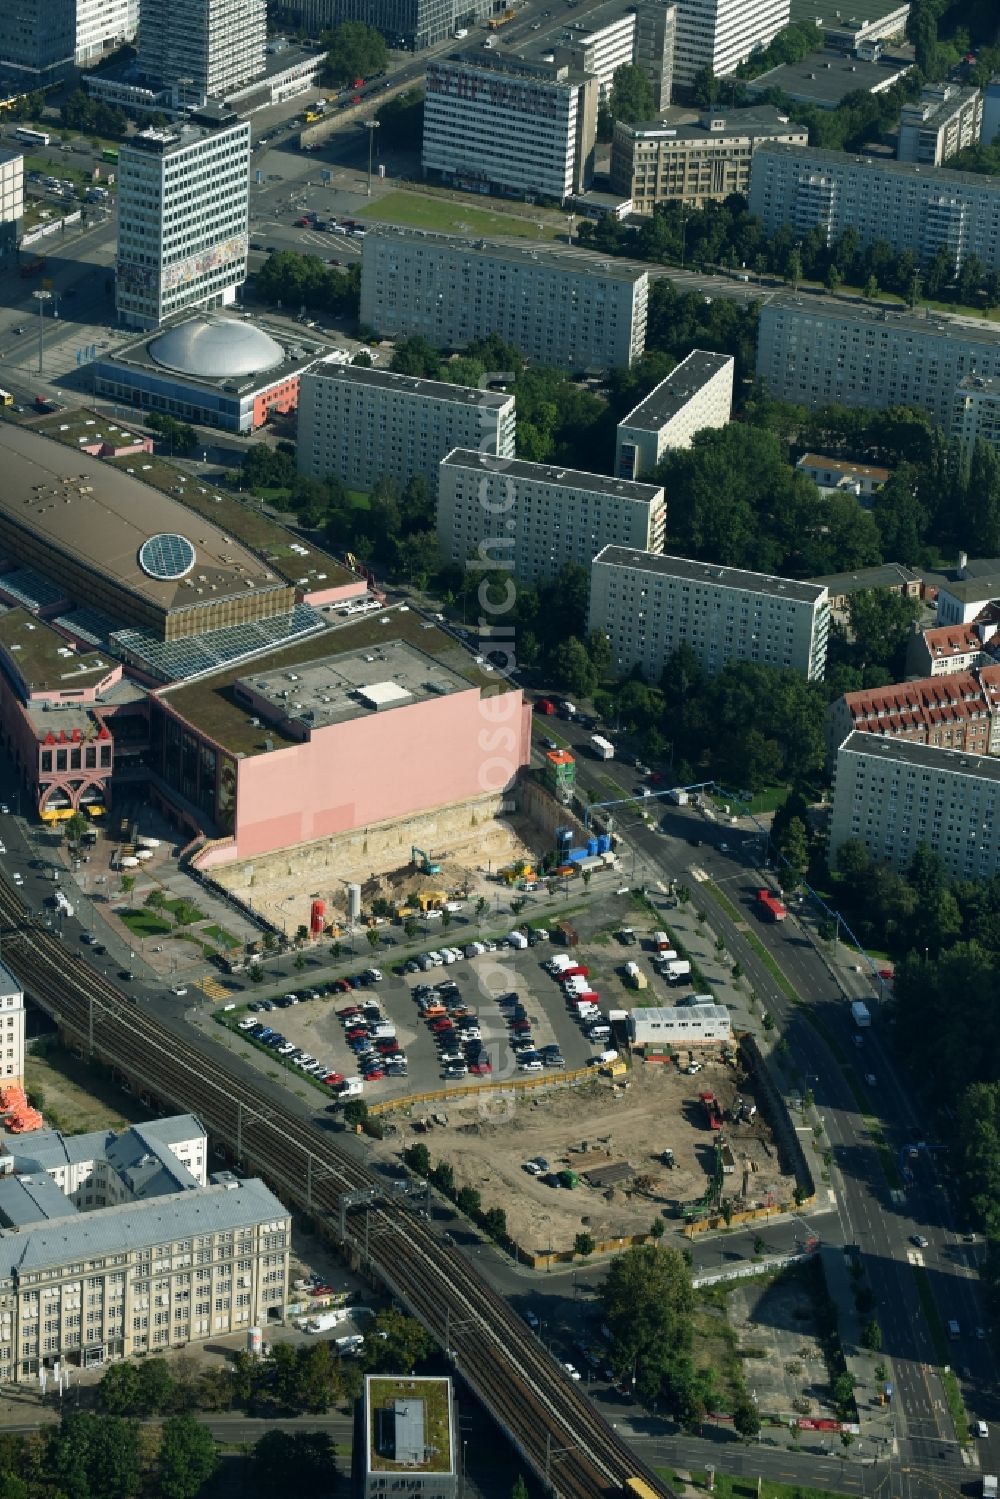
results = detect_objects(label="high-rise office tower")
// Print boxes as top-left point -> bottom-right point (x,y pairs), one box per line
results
0,0 -> 75,86
116,109 -> 251,331
137,0 -> 266,105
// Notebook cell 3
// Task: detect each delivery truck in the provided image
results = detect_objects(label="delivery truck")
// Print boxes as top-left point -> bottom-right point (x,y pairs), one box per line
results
756,889 -> 787,922
664,959 -> 692,983
851,1001 -> 871,1029
591,735 -> 615,760
624,961 -> 648,990
304,1309 -> 345,1333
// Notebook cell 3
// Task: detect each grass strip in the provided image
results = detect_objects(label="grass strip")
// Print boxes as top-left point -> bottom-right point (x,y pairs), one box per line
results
942,1368 -> 971,1445
911,1263 -> 949,1365
703,879 -> 799,1001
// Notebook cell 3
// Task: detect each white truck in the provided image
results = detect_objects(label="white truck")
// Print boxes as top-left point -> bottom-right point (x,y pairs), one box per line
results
667,788 -> 689,806
54,890 -> 74,919
590,735 -> 615,760
851,1000 -> 871,1029
983,1475 -> 997,1499
335,1076 -> 364,1098
335,1333 -> 365,1355
304,1309 -> 345,1334
664,959 -> 692,983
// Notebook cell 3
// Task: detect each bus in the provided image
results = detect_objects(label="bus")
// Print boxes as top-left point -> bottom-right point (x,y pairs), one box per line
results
0,389 -> 11,408
14,126 -> 50,147
101,147 -> 119,164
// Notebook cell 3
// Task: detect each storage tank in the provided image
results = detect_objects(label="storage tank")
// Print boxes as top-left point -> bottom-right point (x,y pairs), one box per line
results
347,883 -> 361,922
586,838 -> 598,856
310,899 -> 326,935
597,834 -> 611,854
247,1326 -> 263,1357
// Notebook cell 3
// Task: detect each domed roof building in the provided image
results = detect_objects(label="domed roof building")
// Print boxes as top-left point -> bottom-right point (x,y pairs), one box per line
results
93,312 -> 338,434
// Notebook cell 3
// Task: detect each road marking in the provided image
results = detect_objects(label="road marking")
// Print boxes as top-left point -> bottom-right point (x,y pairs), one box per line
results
195,974 -> 230,1001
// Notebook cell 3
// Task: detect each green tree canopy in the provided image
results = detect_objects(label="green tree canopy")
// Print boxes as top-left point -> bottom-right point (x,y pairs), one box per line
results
600,1243 -> 694,1412
321,21 -> 388,84
156,1416 -> 219,1499
608,63 -> 654,123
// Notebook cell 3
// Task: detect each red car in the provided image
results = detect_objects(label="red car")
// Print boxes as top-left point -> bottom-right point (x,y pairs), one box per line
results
510,1018 -> 532,1033
363,1066 -> 385,1081
310,1283 -> 334,1296
337,1005 -> 361,1018
878,967 -> 894,981
430,1017 -> 455,1032
375,1039 -> 399,1055
470,1059 -> 492,1075
346,1027 -> 368,1042
295,216 -> 310,226
324,1072 -> 345,1086
334,978 -> 352,992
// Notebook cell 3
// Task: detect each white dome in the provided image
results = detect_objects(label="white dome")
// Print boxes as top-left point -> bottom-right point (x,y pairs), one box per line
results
149,316 -> 284,379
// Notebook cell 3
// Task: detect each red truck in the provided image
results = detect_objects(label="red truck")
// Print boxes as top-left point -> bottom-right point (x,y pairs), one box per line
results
700,1091 -> 723,1130
535,697 -> 556,715
756,889 -> 787,922
560,964 -> 590,980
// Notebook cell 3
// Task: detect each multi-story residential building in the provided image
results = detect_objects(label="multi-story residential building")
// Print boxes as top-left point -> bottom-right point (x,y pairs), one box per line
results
0,0 -> 75,86
0,1116 -> 289,1383
360,226 -> 649,371
632,0 -> 676,112
551,8 -> 636,101
748,141 -> 1000,272
897,82 -> 983,166
672,0 -> 790,91
297,366 -> 516,497
829,731 -> 1000,880
116,111 -> 250,331
826,668 -> 1000,766
756,293 -> 1000,428
909,618 -> 1000,677
823,4 -> 910,51
611,106 -> 806,213
589,546 -> 830,680
0,965 -> 25,1087
614,350 -> 734,478
422,55 -> 597,203
984,76 -> 1000,146
137,0 -> 266,104
952,374 -> 1000,460
0,151 -> 23,262
75,0 -> 139,67
437,451 -> 665,583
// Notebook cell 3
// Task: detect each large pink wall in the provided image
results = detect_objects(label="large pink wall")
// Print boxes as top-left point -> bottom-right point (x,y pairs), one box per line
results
230,686 -> 532,860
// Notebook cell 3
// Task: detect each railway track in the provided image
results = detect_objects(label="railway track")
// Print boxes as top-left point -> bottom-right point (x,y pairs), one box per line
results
0,881 -> 674,1499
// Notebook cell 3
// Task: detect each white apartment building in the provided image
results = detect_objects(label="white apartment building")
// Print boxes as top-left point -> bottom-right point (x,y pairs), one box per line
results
952,375 -> 1000,460
0,964 -> 24,1086
297,366 -> 516,497
0,1116 -> 289,1383
137,0 -> 266,104
611,106 -> 807,214
672,0 -> 790,90
551,9 -> 636,100
589,545 -> 830,680
116,112 -> 250,331
422,55 -> 597,203
615,349 -> 734,478
437,451 -> 665,583
75,0 -> 138,66
756,293 -> 1000,429
361,227 -> 648,372
0,151 -> 23,262
830,731 -> 1000,880
897,82 -> 983,167
984,77 -> 1000,146
748,141 -> 1000,272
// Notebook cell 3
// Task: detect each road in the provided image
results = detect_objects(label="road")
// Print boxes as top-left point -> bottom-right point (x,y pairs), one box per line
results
536,712 -> 997,1496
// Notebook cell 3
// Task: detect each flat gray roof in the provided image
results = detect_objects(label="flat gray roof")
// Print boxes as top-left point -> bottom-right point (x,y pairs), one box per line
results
0,962 -> 20,999
754,138 -> 1000,192
621,106 -> 804,142
237,638 -> 474,732
762,291 -> 1000,349
900,82 -> 981,129
0,1174 -> 76,1227
939,572 -> 1000,603
441,449 -> 663,502
839,729 -> 1000,782
811,562 -> 922,593
365,223 -> 650,285
435,50 -> 589,87
618,351 -> 733,434
304,363 -> 512,410
0,1177 -> 287,1276
0,148 -> 21,169
593,545 -> 827,603
745,49 -> 914,107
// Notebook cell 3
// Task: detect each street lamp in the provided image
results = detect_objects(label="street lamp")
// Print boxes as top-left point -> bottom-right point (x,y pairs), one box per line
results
363,119 -> 380,197
33,289 -> 52,375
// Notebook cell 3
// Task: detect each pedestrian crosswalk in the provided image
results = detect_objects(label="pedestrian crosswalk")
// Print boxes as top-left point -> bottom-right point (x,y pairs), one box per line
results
194,974 -> 230,1001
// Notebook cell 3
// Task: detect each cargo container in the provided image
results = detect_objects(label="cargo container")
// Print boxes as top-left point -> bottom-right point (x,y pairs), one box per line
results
624,961 -> 647,990
591,735 -> 615,760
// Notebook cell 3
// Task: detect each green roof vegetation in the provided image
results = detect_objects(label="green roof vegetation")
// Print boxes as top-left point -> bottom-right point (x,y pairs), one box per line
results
367,1375 -> 453,1475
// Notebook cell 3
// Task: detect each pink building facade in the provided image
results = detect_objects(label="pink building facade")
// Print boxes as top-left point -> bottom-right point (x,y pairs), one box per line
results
154,682 -> 532,866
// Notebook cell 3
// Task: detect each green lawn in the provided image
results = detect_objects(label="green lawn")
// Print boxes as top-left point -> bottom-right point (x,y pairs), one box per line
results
203,924 -> 241,950
163,896 -> 207,924
346,488 -> 370,509
118,908 -> 173,940
360,189 -> 562,241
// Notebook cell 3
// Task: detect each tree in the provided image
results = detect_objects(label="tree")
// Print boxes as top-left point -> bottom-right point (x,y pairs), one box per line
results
343,1098 -> 368,1128
600,1243 -> 694,1413
776,816 -> 810,884
511,1480 -> 530,1499
733,1398 -> 761,1440
135,1358 -> 174,1416
156,1416 -> 218,1499
574,1231 -> 596,1257
547,636 -> 597,698
321,21 -> 387,85
863,274 -> 879,299
48,1412 -> 142,1499
482,1206 -> 507,1241
430,1159 -> 455,1195
120,874 -> 136,899
254,1432 -> 335,1489
785,248 -> 803,289
366,927 -> 381,950
362,1308 -> 433,1373
404,1142 -> 431,1176
608,63 -> 654,124
690,65 -> 717,106
456,1185 -> 482,1217
98,1362 -> 141,1416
